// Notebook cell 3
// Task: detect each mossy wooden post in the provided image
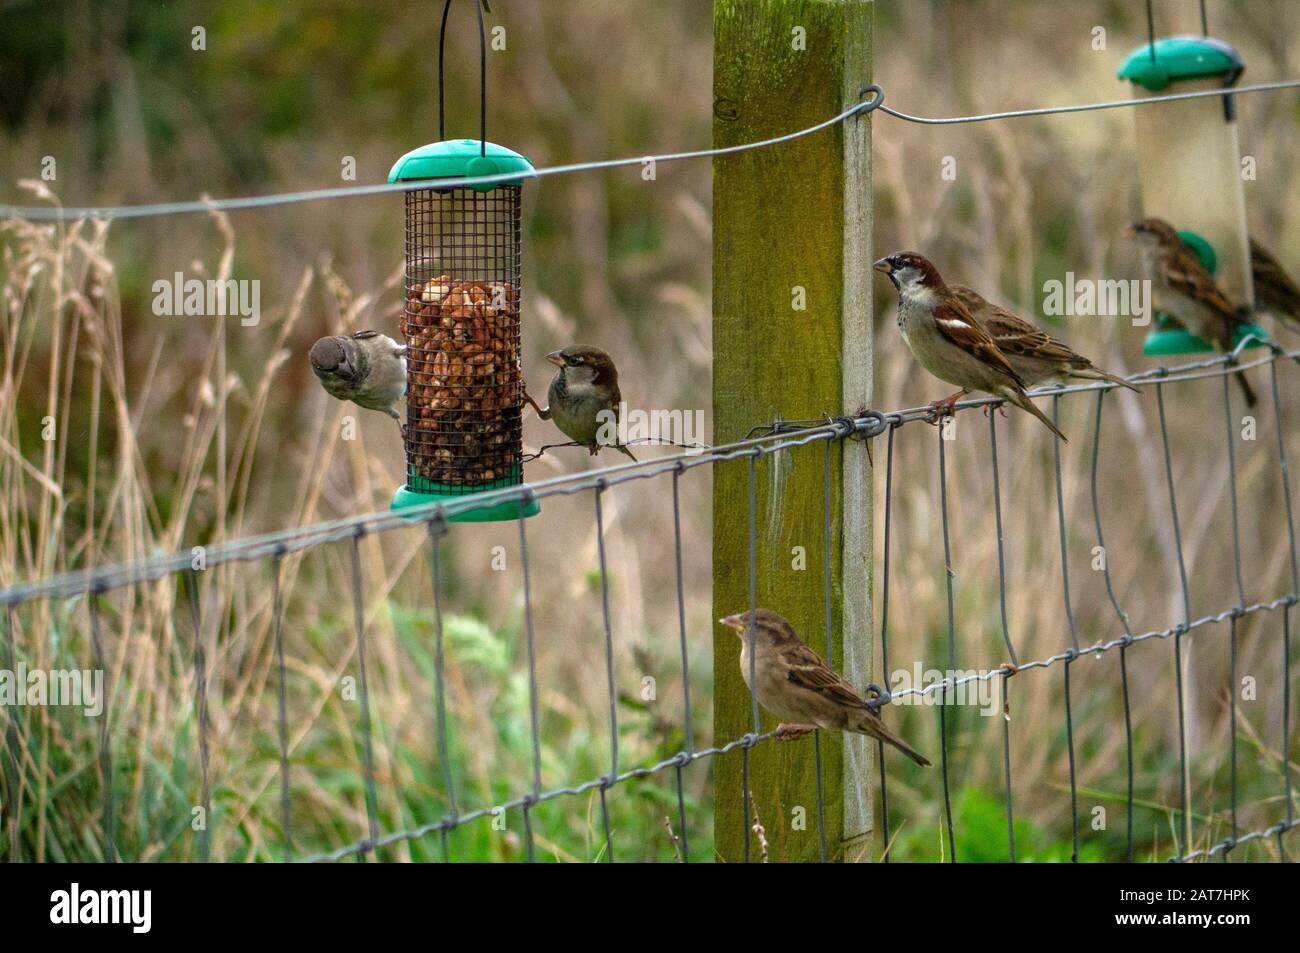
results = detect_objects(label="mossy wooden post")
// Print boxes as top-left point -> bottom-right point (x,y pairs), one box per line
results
713,0 -> 874,862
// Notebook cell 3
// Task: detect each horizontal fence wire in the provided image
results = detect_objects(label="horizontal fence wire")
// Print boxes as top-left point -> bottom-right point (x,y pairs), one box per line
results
6,78 -> 1300,222
1,346 -> 1297,862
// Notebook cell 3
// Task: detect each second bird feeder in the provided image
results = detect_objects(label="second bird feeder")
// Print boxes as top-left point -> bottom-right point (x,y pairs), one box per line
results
389,140 -> 539,522
1119,34 -> 1268,354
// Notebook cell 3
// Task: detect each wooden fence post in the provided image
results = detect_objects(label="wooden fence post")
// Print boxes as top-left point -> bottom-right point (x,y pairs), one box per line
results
712,0 -> 874,863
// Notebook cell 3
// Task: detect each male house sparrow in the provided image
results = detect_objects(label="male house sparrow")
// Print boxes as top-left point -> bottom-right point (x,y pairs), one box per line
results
309,330 -> 407,429
949,286 -> 1139,393
533,344 -> 637,461
874,252 -> 1067,440
1128,217 -> 1256,406
720,609 -> 930,766
1250,237 -> 1300,333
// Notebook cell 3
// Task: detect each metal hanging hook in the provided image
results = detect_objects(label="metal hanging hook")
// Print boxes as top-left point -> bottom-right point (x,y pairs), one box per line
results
438,0 -> 489,155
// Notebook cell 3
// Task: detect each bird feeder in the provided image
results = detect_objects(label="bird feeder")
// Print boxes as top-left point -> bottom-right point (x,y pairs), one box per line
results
389,139 -> 539,522
1119,35 -> 1268,354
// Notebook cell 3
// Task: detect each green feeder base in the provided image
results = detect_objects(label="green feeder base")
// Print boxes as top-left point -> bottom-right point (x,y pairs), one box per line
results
1143,314 -> 1270,355
391,468 -> 540,523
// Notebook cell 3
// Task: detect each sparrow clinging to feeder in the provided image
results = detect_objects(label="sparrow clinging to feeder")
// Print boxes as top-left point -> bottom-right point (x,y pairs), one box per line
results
533,344 -> 637,461
950,286 -> 1139,393
309,330 -> 407,432
1127,218 -> 1257,407
720,609 -> 931,766
873,252 -> 1067,440
1250,237 -> 1300,334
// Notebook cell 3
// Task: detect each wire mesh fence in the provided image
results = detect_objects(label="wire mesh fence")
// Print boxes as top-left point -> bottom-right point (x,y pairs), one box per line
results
1,344 -> 1296,862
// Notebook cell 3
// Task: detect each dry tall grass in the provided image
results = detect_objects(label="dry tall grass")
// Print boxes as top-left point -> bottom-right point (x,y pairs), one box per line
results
2,0 -> 1298,861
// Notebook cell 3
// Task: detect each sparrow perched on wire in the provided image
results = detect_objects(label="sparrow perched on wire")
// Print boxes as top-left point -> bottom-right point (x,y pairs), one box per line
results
1250,237 -> 1300,333
530,344 -> 637,461
720,609 -> 930,766
1128,217 -> 1256,407
874,252 -> 1066,440
309,330 -> 407,430
949,286 -> 1139,393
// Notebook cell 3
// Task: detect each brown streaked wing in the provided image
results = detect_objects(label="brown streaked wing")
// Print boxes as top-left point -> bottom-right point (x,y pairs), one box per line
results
782,642 -> 872,713
932,299 -> 1025,387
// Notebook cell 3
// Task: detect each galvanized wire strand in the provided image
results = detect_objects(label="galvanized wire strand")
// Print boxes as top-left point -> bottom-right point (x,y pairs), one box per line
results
1172,817 -> 1300,863
11,76 -> 1300,223
1051,397 -> 1081,862
670,466 -> 692,862
0,88 -> 885,222
876,420 -> 898,861
1221,374 -> 1247,854
988,415 -> 1019,666
1269,360 -> 1299,850
1088,390 -> 1136,862
876,78 -> 1300,126
937,424 -> 958,863
87,593 -> 115,862
516,497 -> 543,863
298,728 -> 778,863
593,485 -> 618,863
8,346 -> 1296,610
428,522 -> 458,861
1155,380 -> 1193,858
184,570 -> 211,863
271,552 -> 292,863
1001,672 -> 1015,862
349,532 -> 381,860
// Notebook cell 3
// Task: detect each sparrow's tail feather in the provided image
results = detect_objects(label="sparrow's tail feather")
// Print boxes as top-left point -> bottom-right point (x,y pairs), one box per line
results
1073,366 -> 1141,393
1235,371 -> 1258,408
1004,388 -> 1068,442
861,716 -> 931,767
615,443 -> 639,462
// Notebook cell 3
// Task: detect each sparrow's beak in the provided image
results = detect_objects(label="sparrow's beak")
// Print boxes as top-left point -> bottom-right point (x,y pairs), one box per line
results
1123,223 -> 1139,239
545,350 -> 565,367
719,614 -> 746,632
872,257 -> 893,275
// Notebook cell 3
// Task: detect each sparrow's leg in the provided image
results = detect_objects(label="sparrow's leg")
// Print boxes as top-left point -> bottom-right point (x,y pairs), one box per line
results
981,403 -> 1008,418
774,723 -> 817,741
521,384 -> 548,419
925,389 -> 967,423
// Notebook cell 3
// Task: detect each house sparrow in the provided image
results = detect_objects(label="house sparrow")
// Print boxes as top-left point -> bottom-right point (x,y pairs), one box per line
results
949,286 -> 1139,393
874,252 -> 1067,440
309,330 -> 407,429
1128,218 -> 1256,407
720,609 -> 930,766
535,344 -> 637,461
1250,237 -> 1300,333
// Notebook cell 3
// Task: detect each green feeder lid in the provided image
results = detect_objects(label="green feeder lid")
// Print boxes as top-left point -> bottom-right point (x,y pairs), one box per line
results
391,464 -> 540,523
1143,315 -> 1270,355
388,139 -> 536,191
1119,35 -> 1244,92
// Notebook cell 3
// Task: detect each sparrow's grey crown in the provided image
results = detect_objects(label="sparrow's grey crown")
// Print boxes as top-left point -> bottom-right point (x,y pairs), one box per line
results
874,251 -> 942,293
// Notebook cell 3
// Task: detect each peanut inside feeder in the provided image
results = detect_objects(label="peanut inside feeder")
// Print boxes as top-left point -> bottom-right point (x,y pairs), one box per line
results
389,140 -> 539,522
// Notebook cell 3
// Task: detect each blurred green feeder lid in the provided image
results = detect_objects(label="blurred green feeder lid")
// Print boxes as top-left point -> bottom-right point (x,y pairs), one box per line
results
1119,35 -> 1244,92
391,464 -> 540,523
388,139 -> 536,191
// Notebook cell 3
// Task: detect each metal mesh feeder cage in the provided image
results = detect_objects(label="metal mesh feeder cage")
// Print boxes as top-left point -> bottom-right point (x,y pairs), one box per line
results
1119,35 -> 1268,355
389,139 -> 540,522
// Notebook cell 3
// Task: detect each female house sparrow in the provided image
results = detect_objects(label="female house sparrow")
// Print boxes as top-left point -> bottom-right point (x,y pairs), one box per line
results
1128,218 -> 1256,406
720,609 -> 930,766
949,286 -> 1139,393
1250,237 -> 1300,333
309,330 -> 407,428
535,344 -> 637,461
874,252 -> 1066,440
